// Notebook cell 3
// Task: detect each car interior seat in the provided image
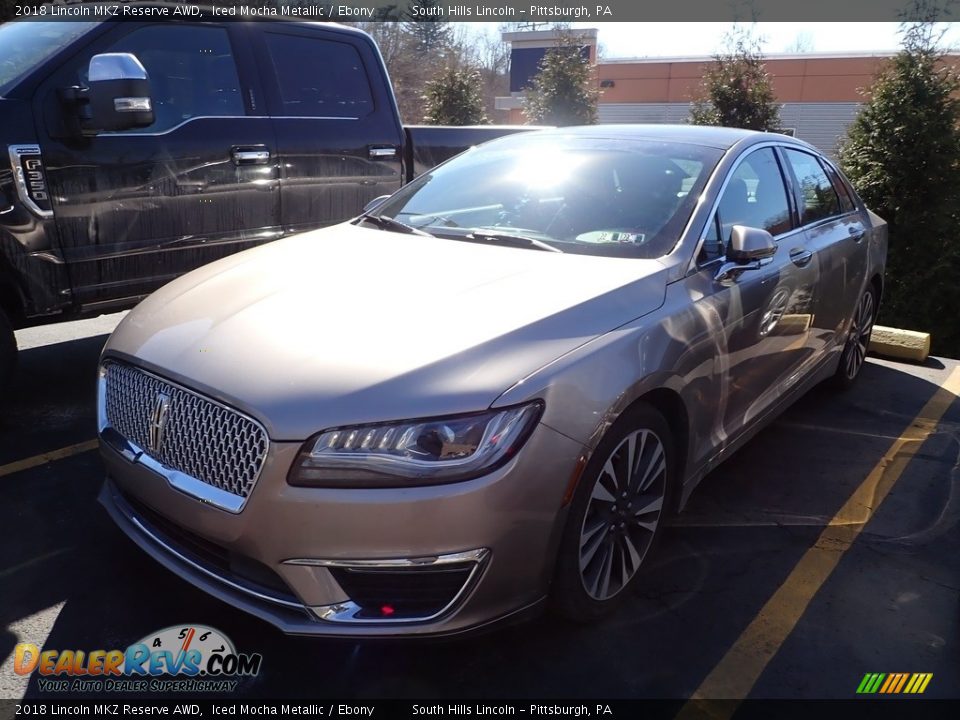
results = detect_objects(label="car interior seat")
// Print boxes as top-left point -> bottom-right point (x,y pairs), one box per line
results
718,177 -> 752,243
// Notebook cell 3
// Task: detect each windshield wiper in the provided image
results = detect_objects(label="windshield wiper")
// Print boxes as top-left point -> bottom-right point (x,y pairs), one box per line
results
355,213 -> 433,236
465,230 -> 563,253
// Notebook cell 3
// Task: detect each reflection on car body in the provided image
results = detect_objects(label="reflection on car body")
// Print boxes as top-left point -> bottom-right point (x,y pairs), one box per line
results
97,125 -> 887,637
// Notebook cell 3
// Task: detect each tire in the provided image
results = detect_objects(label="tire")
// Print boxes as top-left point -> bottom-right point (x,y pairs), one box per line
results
551,403 -> 676,622
0,307 -> 16,401
832,286 -> 877,391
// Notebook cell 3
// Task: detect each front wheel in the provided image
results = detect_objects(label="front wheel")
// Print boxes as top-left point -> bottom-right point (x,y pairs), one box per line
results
832,286 -> 876,390
551,403 -> 674,622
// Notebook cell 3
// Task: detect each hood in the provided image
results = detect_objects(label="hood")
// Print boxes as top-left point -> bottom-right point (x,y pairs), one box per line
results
105,224 -> 668,440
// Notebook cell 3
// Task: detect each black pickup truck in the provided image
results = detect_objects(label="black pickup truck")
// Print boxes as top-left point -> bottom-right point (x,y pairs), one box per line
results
0,18 -> 530,391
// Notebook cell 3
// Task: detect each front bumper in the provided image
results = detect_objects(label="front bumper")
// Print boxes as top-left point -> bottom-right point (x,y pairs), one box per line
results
99,422 -> 584,637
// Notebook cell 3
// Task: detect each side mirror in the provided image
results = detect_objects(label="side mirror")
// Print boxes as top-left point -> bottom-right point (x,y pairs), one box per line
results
714,226 -> 776,286
85,53 -> 154,134
727,225 -> 776,264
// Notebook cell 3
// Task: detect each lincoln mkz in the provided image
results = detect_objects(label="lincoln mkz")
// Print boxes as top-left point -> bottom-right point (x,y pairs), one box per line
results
97,126 -> 887,636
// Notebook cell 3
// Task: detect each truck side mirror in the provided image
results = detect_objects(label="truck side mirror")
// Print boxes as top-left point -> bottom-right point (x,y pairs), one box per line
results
85,53 -> 154,134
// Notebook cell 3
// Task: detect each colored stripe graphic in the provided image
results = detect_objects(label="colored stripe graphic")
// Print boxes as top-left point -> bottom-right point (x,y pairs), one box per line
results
857,673 -> 932,694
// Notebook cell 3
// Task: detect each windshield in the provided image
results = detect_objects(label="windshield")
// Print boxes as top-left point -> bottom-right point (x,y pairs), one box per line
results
0,21 -> 99,96
376,135 -> 723,259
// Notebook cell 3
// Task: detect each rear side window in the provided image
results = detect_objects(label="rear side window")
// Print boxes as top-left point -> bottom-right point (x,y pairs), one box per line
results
104,25 -> 244,132
263,33 -> 374,118
821,160 -> 856,213
784,149 -> 841,224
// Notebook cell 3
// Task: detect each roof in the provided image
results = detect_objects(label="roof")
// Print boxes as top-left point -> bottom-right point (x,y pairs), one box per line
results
516,124 -> 786,150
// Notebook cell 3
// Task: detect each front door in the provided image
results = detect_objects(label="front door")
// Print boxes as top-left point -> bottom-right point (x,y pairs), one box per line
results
690,146 -> 820,444
37,22 -> 280,310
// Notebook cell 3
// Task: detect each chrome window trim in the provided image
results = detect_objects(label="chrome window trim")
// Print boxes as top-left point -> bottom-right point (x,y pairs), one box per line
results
97,362 -> 270,514
286,550 -> 490,625
8,144 -> 53,219
97,114 -> 360,137
687,141 -> 799,275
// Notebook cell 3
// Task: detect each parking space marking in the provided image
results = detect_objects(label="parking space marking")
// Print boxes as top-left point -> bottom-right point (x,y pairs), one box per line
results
0,439 -> 98,479
0,548 -> 67,580
676,366 -> 960,715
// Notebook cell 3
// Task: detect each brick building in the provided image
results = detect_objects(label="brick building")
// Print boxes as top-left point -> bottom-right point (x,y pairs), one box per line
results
495,28 -> 954,155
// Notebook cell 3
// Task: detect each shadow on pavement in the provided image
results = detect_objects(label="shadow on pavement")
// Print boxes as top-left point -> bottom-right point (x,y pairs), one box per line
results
1,335 -> 109,463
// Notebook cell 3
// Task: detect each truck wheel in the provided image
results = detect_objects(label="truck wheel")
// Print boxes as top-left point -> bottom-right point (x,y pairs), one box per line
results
0,308 -> 16,400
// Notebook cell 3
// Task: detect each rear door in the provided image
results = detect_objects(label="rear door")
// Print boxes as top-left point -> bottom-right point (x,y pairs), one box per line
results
36,22 -> 280,310
781,148 -> 869,352
251,24 -> 405,235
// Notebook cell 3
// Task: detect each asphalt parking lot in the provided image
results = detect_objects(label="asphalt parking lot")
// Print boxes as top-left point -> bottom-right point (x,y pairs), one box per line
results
2,313 -> 958,702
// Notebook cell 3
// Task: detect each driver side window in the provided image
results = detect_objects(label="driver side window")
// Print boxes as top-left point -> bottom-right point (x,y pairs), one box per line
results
698,147 -> 792,265
65,25 -> 245,134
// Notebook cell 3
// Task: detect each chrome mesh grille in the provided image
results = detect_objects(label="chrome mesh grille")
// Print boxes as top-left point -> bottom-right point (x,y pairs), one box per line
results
103,362 -> 268,500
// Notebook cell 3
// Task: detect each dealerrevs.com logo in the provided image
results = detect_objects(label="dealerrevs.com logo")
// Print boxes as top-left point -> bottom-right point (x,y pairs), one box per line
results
14,625 -> 262,693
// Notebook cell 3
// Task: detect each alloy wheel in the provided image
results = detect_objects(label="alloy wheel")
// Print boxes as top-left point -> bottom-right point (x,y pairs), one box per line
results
844,291 -> 875,380
578,429 -> 667,601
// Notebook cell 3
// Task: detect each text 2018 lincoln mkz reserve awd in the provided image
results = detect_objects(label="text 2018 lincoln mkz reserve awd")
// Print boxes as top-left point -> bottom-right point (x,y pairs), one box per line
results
97,126 -> 887,637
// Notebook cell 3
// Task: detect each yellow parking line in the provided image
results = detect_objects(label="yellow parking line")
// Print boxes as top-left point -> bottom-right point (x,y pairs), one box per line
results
677,366 -> 960,717
0,439 -> 98,478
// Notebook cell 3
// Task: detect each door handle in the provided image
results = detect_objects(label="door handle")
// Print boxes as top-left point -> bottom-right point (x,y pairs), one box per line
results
231,147 -> 271,165
789,248 -> 813,267
848,226 -> 865,242
368,145 -> 398,159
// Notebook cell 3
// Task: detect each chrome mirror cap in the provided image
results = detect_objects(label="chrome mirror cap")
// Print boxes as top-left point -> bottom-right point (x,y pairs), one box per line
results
89,53 -> 148,82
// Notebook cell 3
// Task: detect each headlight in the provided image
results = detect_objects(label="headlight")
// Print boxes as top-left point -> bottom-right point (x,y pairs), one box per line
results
288,402 -> 543,487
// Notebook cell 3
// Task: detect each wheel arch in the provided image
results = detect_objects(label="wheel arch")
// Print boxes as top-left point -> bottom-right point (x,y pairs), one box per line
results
0,265 -> 25,326
631,387 -> 689,513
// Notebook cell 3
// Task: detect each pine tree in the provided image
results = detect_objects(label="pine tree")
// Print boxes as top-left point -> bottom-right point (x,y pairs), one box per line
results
402,0 -> 452,56
690,25 -> 782,131
422,66 -> 489,125
839,18 -> 960,355
523,32 -> 599,126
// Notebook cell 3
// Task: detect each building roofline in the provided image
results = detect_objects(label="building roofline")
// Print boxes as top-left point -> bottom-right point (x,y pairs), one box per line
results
599,50 -> 960,64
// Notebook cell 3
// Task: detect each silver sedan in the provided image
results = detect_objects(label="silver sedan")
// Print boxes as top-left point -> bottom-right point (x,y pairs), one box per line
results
97,125 -> 886,636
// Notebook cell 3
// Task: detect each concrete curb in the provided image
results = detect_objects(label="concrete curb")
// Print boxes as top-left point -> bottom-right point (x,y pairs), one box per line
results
869,325 -> 931,363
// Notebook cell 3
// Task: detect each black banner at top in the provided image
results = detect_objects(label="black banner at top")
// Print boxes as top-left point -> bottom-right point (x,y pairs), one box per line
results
3,0 -> 954,23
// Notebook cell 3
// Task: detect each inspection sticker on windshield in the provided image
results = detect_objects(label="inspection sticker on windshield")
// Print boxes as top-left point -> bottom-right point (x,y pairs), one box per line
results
576,230 -> 646,244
